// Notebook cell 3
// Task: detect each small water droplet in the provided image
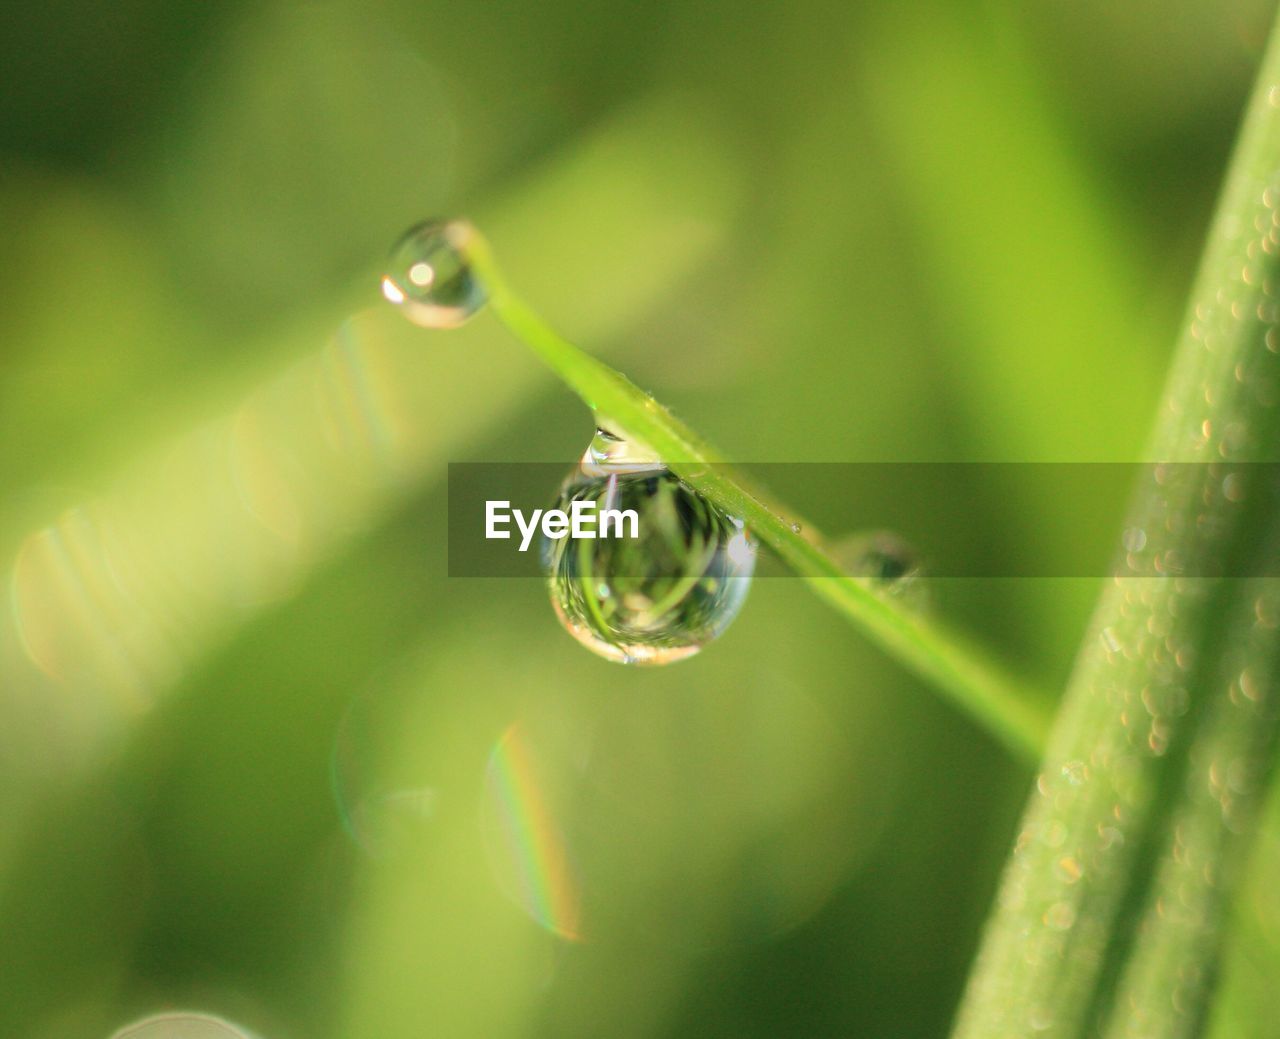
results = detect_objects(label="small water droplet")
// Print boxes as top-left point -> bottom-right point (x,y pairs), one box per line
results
1061,760 -> 1088,786
1041,820 -> 1068,848
545,430 -> 756,665
830,530 -> 926,606
838,530 -> 918,584
1055,855 -> 1083,883
381,219 -> 486,327
1097,825 -> 1124,850
1121,527 -> 1147,553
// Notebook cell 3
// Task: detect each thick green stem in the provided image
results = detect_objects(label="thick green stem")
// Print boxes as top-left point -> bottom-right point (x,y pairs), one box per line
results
951,17 -> 1280,1038
463,229 -> 1051,762
1105,557 -> 1280,1038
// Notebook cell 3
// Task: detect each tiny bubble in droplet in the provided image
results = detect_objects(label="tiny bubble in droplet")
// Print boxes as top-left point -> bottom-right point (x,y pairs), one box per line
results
382,219 -> 487,328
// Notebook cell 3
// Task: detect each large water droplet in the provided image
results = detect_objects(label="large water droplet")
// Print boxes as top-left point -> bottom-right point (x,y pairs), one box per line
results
381,219 -> 486,327
544,427 -> 756,665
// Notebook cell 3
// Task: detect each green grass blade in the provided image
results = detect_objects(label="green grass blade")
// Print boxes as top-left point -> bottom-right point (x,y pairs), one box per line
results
1103,561 -> 1280,1039
951,15 -> 1280,1037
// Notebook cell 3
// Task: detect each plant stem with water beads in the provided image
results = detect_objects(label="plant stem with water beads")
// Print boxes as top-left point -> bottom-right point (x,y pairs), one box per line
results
461,228 -> 1052,763
951,15 -> 1280,1037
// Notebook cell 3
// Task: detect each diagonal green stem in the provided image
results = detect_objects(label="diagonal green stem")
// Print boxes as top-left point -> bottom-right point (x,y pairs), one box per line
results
462,227 -> 1051,762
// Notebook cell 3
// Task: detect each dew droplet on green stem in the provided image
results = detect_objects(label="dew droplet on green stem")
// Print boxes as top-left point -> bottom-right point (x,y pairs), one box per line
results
831,530 -> 921,589
544,425 -> 756,665
381,219 -> 486,327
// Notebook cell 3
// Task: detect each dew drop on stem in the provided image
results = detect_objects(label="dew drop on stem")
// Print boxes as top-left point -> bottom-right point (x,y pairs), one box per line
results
544,424 -> 757,665
830,530 -> 923,598
381,218 -> 487,328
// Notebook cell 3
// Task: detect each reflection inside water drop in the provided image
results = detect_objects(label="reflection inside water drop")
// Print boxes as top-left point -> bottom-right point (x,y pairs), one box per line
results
544,425 -> 756,665
381,219 -> 486,328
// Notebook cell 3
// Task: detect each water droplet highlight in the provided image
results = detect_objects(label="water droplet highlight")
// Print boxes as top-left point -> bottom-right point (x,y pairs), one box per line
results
381,219 -> 486,328
544,426 -> 756,665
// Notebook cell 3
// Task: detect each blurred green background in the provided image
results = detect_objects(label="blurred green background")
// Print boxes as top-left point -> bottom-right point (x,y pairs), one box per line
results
3,0 -> 1280,1036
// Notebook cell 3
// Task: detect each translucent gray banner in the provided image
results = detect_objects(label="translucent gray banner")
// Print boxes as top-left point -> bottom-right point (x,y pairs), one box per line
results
446,462 -> 1280,578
